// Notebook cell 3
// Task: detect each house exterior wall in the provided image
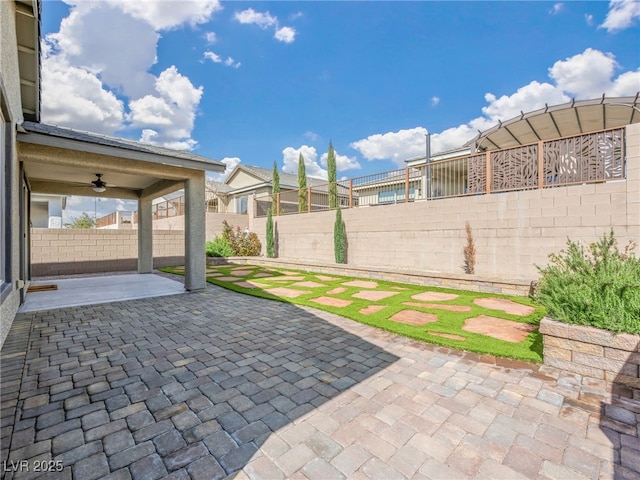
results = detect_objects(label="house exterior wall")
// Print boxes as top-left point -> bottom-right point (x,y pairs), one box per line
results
1,1 -> 27,348
251,123 -> 639,282
152,212 -> 249,239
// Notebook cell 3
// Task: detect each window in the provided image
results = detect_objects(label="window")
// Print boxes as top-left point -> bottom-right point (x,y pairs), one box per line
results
236,195 -> 248,214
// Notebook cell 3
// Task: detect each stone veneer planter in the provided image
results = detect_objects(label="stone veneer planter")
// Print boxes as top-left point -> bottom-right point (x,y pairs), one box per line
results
540,317 -> 640,388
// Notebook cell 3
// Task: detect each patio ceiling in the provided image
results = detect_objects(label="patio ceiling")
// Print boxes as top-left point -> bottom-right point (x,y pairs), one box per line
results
466,95 -> 640,152
16,0 -> 40,122
18,122 -> 224,200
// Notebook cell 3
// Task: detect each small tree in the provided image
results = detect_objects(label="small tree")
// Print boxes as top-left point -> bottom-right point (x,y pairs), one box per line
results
65,212 -> 96,229
463,221 -> 476,274
327,141 -> 338,209
272,161 -> 280,214
334,207 -> 346,264
266,208 -> 275,258
298,153 -> 308,213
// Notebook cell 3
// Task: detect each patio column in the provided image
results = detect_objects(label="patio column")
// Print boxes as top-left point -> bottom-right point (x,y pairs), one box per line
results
137,196 -> 153,273
184,173 -> 206,291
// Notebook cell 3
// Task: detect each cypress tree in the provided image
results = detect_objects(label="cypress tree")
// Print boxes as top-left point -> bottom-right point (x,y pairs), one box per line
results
298,153 -> 308,213
272,161 -> 280,214
328,141 -> 338,209
334,207 -> 346,263
266,208 -> 275,258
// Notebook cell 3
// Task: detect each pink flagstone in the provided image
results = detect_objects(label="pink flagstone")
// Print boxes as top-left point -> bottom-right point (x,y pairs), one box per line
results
473,298 -> 535,316
403,302 -> 472,312
462,315 -> 537,342
411,292 -> 459,301
291,281 -> 326,288
352,290 -> 399,301
265,287 -> 311,298
389,310 -> 438,326
316,275 -> 339,281
310,296 -> 353,307
342,280 -> 379,289
359,305 -> 386,315
327,287 -> 347,294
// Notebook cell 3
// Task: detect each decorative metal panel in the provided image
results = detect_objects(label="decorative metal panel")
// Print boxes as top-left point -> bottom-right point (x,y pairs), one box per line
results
467,155 -> 486,194
490,145 -> 538,192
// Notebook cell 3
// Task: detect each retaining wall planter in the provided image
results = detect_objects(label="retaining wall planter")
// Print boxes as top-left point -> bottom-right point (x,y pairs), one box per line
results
540,317 -> 640,388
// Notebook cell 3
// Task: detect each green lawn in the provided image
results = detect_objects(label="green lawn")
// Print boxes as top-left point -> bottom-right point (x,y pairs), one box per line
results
161,264 -> 545,362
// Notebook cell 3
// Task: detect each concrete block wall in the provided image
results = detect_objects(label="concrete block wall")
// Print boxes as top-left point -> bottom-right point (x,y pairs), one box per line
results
251,124 -> 639,282
148,213 -> 249,240
30,229 -> 185,276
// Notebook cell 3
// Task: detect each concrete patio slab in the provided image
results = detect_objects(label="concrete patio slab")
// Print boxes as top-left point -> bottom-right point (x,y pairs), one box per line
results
19,274 -> 185,313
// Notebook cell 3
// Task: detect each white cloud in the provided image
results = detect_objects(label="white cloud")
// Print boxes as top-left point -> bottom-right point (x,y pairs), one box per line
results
350,128 -> 429,166
304,131 -> 319,141
282,146 -> 328,179
42,1 -> 215,150
204,31 -> 217,44
225,57 -> 241,68
234,8 -> 277,28
600,0 -> 640,32
585,14 -> 595,26
128,66 -> 203,149
431,96 -> 440,107
275,26 -> 296,43
208,157 -> 241,182
320,151 -> 361,172
204,51 -> 240,68
549,3 -> 564,15
41,43 -> 125,134
234,7 -> 296,43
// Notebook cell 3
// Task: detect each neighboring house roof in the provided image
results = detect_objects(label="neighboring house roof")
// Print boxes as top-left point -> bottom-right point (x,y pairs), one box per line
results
465,95 -> 640,152
226,164 -> 326,192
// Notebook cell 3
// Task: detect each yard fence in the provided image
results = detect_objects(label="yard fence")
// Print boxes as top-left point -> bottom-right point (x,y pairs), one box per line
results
255,127 -> 626,217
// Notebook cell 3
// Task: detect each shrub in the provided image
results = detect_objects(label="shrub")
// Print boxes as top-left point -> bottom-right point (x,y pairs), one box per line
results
222,220 -> 262,256
535,230 -> 640,334
206,236 -> 234,257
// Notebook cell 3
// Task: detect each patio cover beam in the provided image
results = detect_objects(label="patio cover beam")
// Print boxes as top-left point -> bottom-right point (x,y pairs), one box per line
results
29,180 -> 140,199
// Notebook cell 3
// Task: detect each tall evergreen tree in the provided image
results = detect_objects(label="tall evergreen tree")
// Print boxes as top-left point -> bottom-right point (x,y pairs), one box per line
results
334,207 -> 346,263
327,141 -> 338,209
298,153 -> 308,213
271,161 -> 280,214
266,208 -> 275,258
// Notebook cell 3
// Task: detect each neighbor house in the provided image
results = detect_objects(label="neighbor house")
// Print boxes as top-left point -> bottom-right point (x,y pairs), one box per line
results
1,0 -> 225,347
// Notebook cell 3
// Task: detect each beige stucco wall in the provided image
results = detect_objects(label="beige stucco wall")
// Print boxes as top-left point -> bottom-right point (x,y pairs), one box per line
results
0,1 -> 27,348
30,229 -> 186,276
252,123 -> 640,282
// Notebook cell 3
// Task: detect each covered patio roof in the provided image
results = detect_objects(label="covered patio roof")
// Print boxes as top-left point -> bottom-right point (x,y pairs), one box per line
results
18,121 -> 224,199
466,94 -> 640,152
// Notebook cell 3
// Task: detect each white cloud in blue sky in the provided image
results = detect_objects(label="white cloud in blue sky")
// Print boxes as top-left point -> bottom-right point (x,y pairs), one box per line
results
600,0 -> 640,32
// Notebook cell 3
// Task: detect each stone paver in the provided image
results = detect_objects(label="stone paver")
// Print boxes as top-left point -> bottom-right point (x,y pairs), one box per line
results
462,315 -> 538,342
403,302 -> 472,312
411,291 -> 459,301
389,310 -> 439,326
264,287 -> 310,298
473,297 -> 536,316
352,290 -> 399,301
1,274 -> 638,480
310,296 -> 353,308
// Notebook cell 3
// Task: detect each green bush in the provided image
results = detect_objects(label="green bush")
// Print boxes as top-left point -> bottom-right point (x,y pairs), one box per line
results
535,230 -> 640,334
222,220 -> 262,256
206,236 -> 234,257
334,207 -> 346,264
266,208 -> 275,258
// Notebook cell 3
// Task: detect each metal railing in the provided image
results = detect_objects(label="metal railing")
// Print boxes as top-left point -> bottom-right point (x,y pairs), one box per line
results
254,127 -> 626,217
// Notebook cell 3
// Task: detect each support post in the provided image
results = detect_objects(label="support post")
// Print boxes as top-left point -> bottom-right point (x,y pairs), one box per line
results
404,168 -> 410,203
349,179 -> 353,208
137,196 -> 153,274
184,174 -> 206,291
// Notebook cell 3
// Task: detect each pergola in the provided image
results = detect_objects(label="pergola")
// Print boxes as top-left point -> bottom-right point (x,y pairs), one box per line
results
17,121 -> 224,291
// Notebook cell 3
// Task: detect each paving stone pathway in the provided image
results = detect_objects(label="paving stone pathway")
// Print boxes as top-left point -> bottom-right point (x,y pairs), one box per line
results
1,280 -> 638,480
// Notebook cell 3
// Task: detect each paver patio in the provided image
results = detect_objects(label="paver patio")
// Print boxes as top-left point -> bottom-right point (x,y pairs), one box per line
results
1,278 -> 638,479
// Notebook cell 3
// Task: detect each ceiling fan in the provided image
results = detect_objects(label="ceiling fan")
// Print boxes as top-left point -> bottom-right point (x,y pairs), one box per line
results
91,173 -> 107,193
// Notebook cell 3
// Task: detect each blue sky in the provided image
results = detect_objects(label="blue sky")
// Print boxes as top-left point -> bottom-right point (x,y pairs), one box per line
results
40,0 -> 640,219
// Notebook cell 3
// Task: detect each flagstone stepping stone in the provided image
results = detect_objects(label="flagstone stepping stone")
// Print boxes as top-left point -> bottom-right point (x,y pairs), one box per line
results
327,287 -> 347,295
429,332 -> 466,341
342,280 -> 379,289
352,290 -> 399,301
359,305 -> 386,315
234,281 -> 265,289
206,273 -> 223,277
265,287 -> 311,298
282,271 -> 302,275
253,273 -> 274,278
462,315 -> 537,342
389,310 -> 438,326
291,281 -> 326,288
263,276 -> 306,282
473,298 -> 535,316
411,292 -> 459,301
230,269 -> 254,276
316,275 -> 338,281
217,277 -> 242,282
403,302 -> 472,313
310,296 -> 353,308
